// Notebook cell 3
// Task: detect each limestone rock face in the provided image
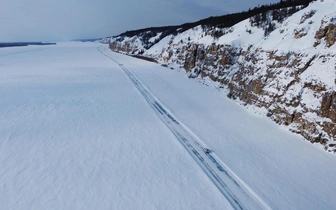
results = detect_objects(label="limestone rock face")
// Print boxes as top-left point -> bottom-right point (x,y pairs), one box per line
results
173,43 -> 335,151
107,0 -> 336,152
325,24 -> 336,47
321,92 -> 336,122
315,18 -> 336,47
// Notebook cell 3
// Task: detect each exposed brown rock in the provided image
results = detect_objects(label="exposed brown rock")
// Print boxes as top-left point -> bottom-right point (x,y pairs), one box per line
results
325,24 -> 336,47
108,26 -> 336,152
315,20 -> 336,47
315,20 -> 329,39
294,28 -> 308,39
300,10 -> 316,24
321,92 -> 336,122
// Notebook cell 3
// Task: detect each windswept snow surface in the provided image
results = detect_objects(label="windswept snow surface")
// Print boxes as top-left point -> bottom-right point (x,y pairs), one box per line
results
1,43 -> 336,210
99,47 -> 271,210
0,43 -> 231,210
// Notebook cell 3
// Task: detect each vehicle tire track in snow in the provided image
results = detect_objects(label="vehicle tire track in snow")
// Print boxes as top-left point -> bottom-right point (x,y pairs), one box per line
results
98,46 -> 272,210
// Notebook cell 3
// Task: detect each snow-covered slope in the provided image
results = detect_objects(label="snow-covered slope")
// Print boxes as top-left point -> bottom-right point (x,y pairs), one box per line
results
108,0 -> 336,152
107,31 -> 164,55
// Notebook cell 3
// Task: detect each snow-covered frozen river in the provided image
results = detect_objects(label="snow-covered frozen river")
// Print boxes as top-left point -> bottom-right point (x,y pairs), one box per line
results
0,42 -> 335,210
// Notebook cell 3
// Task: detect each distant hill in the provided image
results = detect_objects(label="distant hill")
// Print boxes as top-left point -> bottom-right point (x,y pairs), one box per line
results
0,42 -> 56,48
102,0 -> 314,48
71,38 -> 102,42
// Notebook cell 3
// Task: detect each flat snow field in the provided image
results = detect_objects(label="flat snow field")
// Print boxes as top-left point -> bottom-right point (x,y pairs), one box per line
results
0,42 -> 336,210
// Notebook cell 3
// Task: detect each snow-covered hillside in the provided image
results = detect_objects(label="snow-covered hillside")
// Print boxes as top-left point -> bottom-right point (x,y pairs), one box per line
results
107,0 -> 336,152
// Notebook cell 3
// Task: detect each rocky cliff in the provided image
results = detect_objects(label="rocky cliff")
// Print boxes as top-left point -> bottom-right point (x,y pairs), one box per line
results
106,0 -> 336,152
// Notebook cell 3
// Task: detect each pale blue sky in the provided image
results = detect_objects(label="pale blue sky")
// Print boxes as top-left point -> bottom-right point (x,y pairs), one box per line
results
0,0 -> 279,42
